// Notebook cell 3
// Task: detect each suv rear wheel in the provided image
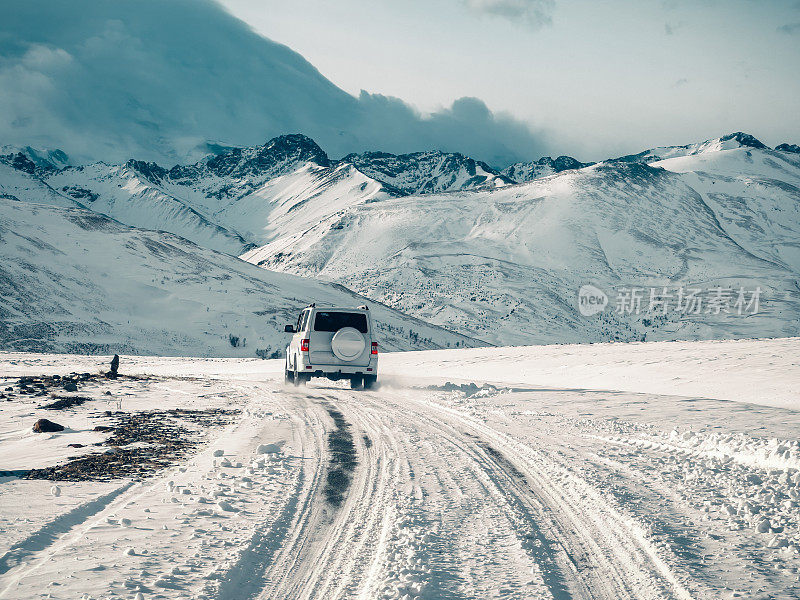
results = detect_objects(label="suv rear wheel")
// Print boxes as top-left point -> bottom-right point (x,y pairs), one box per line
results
363,375 -> 377,390
285,356 -> 294,385
350,374 -> 363,390
293,363 -> 307,387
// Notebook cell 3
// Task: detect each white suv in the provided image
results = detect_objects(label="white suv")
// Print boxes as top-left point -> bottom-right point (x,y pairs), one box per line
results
284,304 -> 378,389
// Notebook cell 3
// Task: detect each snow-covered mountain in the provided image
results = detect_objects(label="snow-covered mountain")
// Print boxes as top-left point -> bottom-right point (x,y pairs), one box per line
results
0,146 -> 70,174
0,198 -> 475,356
501,155 -> 592,182
42,135 -> 392,255
3,130 -> 799,350
612,131 -> 768,164
242,133 -> 800,345
48,161 -> 255,255
342,150 -> 513,194
776,143 -> 800,154
12,135 -> 548,255
0,160 -> 78,209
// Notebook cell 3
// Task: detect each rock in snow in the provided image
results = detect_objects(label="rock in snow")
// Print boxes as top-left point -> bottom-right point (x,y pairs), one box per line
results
33,419 -> 65,433
216,500 -> 238,512
257,443 -> 282,455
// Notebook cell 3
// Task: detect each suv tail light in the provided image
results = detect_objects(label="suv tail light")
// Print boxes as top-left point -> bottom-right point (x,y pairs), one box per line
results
301,339 -> 310,353
371,342 -> 378,355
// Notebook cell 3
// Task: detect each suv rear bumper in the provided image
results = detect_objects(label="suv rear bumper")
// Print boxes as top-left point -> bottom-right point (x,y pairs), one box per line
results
307,369 -> 377,381
295,357 -> 377,380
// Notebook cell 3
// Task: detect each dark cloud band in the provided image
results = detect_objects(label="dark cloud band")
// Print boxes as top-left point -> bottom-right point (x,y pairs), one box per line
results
0,0 -> 548,167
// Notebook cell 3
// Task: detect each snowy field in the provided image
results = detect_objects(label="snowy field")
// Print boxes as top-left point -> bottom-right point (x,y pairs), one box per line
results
1,337 -> 799,599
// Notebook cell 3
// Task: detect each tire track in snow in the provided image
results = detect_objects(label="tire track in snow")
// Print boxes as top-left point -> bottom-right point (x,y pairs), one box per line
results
0,482 -> 133,578
276,391 -> 401,599
334,389 -> 555,599
397,390 -> 699,600
215,398 -> 325,600
377,399 -> 578,599
0,481 -> 139,598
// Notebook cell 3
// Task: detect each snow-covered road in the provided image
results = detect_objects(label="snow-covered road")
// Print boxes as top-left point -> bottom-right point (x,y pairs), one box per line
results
1,339 -> 799,599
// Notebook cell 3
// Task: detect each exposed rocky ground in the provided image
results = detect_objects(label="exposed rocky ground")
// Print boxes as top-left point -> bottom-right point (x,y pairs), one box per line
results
25,407 -> 240,481
0,364 -> 244,481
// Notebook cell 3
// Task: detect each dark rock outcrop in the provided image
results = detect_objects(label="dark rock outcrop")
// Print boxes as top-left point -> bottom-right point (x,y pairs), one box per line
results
776,143 -> 800,154
719,132 -> 767,149
33,418 -> 65,433
107,354 -> 119,379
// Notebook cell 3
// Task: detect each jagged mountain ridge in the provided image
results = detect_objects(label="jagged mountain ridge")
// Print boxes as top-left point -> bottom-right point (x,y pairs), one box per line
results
342,150 -> 514,194
501,155 -> 594,183
43,135 -> 387,255
777,143 -> 800,154
0,162 -> 79,209
2,134 -> 591,256
612,131 -> 770,164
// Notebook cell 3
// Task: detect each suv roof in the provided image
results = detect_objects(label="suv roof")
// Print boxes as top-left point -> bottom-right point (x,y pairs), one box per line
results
305,305 -> 369,312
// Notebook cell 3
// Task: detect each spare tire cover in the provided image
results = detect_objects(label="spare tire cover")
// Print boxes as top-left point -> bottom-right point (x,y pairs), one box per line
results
331,327 -> 366,361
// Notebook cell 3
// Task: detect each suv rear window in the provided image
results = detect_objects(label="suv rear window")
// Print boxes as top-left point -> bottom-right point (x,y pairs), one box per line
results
313,311 -> 368,333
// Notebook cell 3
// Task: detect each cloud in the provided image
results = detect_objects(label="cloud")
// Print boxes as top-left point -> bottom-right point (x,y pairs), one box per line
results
0,0 -> 548,167
462,0 -> 555,29
354,93 -> 546,167
777,22 -> 800,34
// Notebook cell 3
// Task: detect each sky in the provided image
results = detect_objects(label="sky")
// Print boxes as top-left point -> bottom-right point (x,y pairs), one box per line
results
220,0 -> 800,160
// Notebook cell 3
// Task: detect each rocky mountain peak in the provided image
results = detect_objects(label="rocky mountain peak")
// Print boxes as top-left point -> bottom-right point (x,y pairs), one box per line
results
125,160 -> 168,183
501,155 -> 592,183
719,132 -> 767,150
342,149 -> 512,195
0,146 -> 70,175
164,134 -> 330,184
203,133 -> 330,179
551,155 -> 588,171
1,152 -> 37,175
776,143 -> 800,154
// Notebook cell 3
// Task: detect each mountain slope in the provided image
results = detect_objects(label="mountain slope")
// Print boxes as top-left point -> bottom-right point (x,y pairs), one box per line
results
0,136 -> 597,260
242,134 -> 800,345
0,198 -> 476,356
48,161 -> 255,255
7,136 -> 528,259
0,161 -> 79,209
40,136 -> 527,254
651,144 -> 800,273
